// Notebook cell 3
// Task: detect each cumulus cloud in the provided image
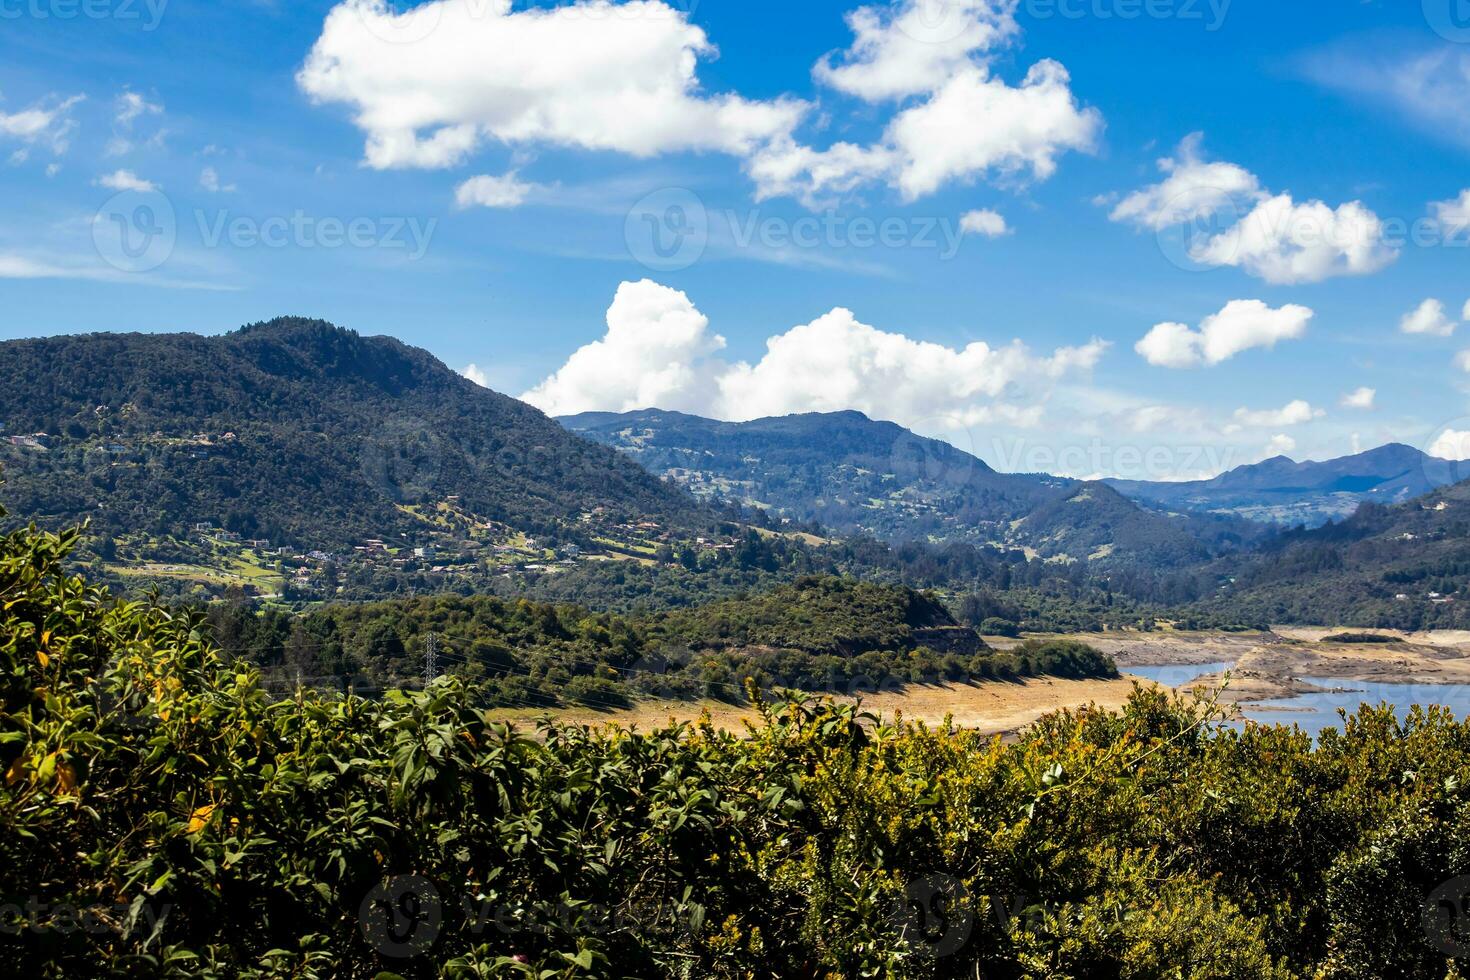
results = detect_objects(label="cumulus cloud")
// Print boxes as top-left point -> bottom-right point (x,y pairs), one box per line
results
299,0 -> 806,170
521,278 -> 1107,428
461,364 -> 490,387
1108,133 -> 1263,231
755,61 -> 1101,205
1109,134 -> 1396,284
455,172 -> 534,209
1231,400 -> 1324,428
1431,429 -> 1470,461
1340,387 -> 1376,410
1135,299 -> 1313,369
1400,298 -> 1457,337
1192,194 -> 1397,285
814,0 -> 1018,101
520,280 -> 728,417
959,208 -> 1009,238
0,94 -> 83,157
96,169 -> 157,192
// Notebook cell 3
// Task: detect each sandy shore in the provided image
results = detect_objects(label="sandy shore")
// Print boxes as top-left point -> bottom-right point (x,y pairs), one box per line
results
505,675 -> 1143,738
488,629 -> 1470,736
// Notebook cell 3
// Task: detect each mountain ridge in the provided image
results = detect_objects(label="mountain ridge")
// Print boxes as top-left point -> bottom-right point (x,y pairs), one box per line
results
0,317 -> 715,558
1107,442 -> 1464,527
561,407 -> 1260,568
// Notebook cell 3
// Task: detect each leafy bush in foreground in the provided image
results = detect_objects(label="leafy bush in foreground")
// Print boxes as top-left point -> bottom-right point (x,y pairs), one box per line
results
4,520 -> 1470,978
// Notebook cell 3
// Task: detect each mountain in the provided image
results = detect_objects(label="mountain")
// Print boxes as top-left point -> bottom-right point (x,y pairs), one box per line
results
0,319 -> 714,591
1108,444 -> 1464,527
561,408 -> 1259,568
1203,476 -> 1470,629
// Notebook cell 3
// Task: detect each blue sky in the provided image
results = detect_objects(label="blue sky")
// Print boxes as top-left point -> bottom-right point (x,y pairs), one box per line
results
3,0 -> 1470,479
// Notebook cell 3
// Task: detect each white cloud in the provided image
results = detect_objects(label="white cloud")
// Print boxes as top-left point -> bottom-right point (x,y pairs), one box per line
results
299,0 -> 806,170
959,208 -> 1008,238
1430,429 -> 1470,461
1340,387 -> 1376,410
1108,133 -> 1263,231
199,166 -> 236,193
521,280 -> 728,417
755,61 -> 1100,205
1431,189 -> 1470,237
461,363 -> 490,387
884,62 -> 1100,201
1136,299 -> 1313,369
1454,349 -> 1470,373
1262,434 -> 1297,458
1400,298 -> 1457,337
1231,400 -> 1324,428
0,94 -> 83,156
455,171 -> 534,209
1110,134 -> 1396,284
522,278 -> 1107,428
96,169 -> 157,192
1191,193 -> 1397,285
813,0 -> 1018,102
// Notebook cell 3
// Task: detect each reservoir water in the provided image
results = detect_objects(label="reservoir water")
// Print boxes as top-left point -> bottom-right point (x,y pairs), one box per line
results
1125,664 -> 1470,734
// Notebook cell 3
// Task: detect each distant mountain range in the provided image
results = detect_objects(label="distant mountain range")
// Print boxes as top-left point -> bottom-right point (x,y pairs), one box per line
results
561,408 -> 1260,568
1107,444 -> 1465,527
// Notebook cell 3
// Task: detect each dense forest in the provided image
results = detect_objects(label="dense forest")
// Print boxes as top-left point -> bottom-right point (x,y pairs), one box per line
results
0,319 -> 711,553
6,519 -> 1470,978
206,575 -> 1119,709
1201,480 -> 1470,629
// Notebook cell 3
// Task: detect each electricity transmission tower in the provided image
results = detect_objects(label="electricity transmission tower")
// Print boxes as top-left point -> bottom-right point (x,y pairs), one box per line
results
423,632 -> 438,687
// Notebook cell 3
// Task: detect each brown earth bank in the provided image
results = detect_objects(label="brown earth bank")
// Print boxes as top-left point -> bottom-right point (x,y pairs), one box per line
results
488,629 -> 1470,736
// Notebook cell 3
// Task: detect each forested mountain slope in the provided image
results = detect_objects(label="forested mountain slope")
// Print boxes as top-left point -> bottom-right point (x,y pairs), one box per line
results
1205,477 -> 1470,628
562,408 -> 1259,568
0,318 -> 712,554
